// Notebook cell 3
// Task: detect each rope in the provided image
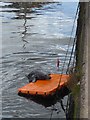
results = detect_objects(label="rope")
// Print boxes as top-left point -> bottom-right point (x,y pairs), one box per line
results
50,3 -> 79,120
65,3 -> 80,118
58,3 -> 79,88
66,37 -> 76,74
50,105 -> 54,120
66,4 -> 79,74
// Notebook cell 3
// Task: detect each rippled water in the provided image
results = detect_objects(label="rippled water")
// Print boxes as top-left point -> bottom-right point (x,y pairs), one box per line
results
1,2 -> 78,118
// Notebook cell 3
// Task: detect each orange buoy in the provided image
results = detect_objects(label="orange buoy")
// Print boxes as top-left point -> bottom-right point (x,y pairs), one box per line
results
18,74 -> 69,97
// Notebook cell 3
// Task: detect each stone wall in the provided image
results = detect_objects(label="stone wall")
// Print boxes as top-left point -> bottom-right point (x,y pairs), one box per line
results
75,2 -> 89,118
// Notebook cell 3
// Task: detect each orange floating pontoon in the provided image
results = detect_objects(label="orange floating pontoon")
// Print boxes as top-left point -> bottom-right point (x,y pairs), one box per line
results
18,74 -> 69,97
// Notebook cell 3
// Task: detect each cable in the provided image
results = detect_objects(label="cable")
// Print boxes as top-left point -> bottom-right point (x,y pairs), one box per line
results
58,3 -> 79,88
50,105 -> 54,120
66,4 -> 79,74
65,4 -> 80,119
50,3 -> 79,120
66,37 -> 76,74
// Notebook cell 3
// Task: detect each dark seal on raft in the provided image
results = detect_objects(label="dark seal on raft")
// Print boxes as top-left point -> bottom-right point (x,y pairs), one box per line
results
26,70 -> 51,83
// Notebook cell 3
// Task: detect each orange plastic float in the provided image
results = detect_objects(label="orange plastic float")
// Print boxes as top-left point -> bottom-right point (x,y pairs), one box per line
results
18,74 -> 69,97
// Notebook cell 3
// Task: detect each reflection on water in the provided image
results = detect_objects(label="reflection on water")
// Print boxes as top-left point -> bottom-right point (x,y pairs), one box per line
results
1,2 -> 78,118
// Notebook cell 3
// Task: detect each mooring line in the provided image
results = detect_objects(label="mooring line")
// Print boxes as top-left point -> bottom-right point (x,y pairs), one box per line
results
50,3 -> 79,120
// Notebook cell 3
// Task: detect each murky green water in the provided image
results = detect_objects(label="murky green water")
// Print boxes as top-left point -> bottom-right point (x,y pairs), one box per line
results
1,2 -> 78,118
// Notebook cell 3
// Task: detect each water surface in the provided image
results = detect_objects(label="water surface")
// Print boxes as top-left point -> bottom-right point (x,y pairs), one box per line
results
1,2 -> 78,118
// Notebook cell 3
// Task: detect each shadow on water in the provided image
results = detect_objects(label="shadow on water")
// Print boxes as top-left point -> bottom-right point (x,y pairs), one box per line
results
7,3 -> 45,49
2,2 -> 59,16
2,2 -> 61,49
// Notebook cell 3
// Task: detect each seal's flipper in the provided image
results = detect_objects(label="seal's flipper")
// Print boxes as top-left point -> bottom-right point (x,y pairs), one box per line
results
31,75 -> 37,83
32,78 -> 36,83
